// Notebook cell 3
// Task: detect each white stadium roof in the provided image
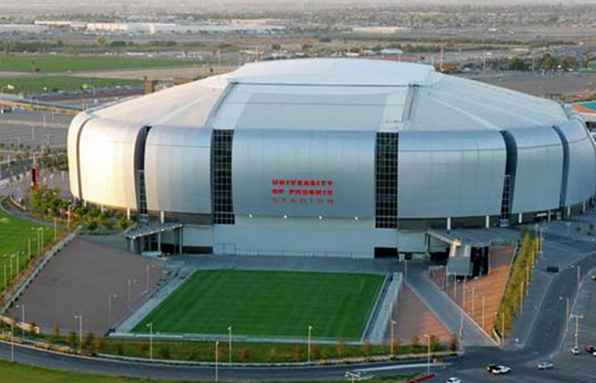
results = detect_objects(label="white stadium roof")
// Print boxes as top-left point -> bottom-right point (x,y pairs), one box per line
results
89,58 -> 570,132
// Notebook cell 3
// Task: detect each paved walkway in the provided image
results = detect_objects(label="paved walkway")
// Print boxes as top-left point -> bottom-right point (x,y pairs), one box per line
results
406,265 -> 495,347
170,254 -> 398,275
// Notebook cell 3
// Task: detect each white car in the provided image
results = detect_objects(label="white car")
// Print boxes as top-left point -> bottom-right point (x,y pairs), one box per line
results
537,361 -> 554,370
487,365 -> 511,375
446,378 -> 462,383
571,346 -> 581,355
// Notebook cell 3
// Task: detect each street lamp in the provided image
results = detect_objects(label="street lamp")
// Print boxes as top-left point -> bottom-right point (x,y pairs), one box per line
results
10,321 -> 15,363
227,326 -> 232,364
571,314 -> 583,350
215,340 -> 220,383
127,279 -> 137,308
74,315 -> 83,349
146,322 -> 153,360
16,304 -> 25,338
423,334 -> 431,375
307,325 -> 313,362
107,294 -> 118,330
390,320 -> 397,356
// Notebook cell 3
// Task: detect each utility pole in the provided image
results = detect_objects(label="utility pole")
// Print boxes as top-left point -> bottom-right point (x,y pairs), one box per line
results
482,296 -> 486,329
390,320 -> 397,356
571,314 -> 583,350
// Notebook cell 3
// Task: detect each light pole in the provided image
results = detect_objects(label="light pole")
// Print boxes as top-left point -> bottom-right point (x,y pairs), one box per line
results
307,325 -> 313,362
127,279 -> 137,308
215,340 -> 220,383
107,294 -> 118,330
16,304 -> 25,337
147,322 -> 153,360
390,319 -> 397,356
571,314 -> 583,350
423,334 -> 431,375
10,321 -> 14,363
482,296 -> 486,330
74,315 -> 83,349
227,326 -> 232,364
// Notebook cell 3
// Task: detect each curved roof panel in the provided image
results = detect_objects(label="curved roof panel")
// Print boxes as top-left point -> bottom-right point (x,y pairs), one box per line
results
84,58 -> 571,132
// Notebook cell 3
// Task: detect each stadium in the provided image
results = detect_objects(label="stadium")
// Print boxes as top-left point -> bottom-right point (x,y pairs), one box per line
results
67,58 -> 596,259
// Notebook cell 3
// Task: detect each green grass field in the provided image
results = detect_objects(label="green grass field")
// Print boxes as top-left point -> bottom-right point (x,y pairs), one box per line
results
0,54 -> 194,73
0,206 -> 57,293
133,270 -> 384,340
0,76 -> 142,95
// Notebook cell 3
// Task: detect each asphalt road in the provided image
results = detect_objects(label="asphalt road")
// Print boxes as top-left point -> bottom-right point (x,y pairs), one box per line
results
432,242 -> 596,383
0,342 -> 437,381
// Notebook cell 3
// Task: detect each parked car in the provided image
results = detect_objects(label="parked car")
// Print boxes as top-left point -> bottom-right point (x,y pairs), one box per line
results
571,346 -> 581,355
487,365 -> 511,375
585,345 -> 596,354
537,361 -> 554,370
446,378 -> 462,383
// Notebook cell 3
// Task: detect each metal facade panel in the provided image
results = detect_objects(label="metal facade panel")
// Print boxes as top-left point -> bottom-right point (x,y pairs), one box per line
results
66,111 -> 90,199
560,119 -> 596,205
232,129 -> 375,218
510,127 -> 563,213
398,130 -> 506,218
78,118 -> 141,209
211,84 -> 408,131
145,127 -> 212,214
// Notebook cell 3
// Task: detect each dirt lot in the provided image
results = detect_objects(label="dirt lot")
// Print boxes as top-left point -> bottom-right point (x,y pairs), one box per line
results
6,236 -> 166,335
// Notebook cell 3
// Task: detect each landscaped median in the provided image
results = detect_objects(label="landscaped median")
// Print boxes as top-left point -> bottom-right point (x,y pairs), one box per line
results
493,230 -> 539,342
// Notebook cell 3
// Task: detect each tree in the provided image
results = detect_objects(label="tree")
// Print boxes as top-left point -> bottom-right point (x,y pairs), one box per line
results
311,344 -> 321,360
93,337 -> 105,354
430,334 -> 441,352
411,336 -> 420,349
292,345 -> 302,362
50,322 -> 60,345
391,335 -> 400,355
239,348 -> 250,362
449,334 -> 459,352
83,332 -> 96,353
138,343 -> 150,357
96,36 -> 107,47
68,331 -> 78,351
362,341 -> 372,356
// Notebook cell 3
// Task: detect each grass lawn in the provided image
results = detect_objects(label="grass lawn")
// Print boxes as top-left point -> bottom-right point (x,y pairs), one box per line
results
0,206 -> 58,294
0,54 -> 195,73
133,270 -> 384,340
0,76 -> 142,95
0,359 -> 412,383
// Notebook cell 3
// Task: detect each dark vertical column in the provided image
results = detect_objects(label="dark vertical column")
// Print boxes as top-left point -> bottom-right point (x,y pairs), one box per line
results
499,131 -> 517,221
134,126 -> 152,220
212,130 -> 235,225
552,125 -> 569,208
375,132 -> 399,229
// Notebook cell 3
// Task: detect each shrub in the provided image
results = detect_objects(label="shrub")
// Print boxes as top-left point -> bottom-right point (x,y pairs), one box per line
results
335,340 -> 344,358
292,345 -> 302,362
138,343 -> 149,357
449,335 -> 459,352
68,331 -> 78,350
159,346 -> 171,359
362,341 -> 372,356
238,348 -> 250,362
